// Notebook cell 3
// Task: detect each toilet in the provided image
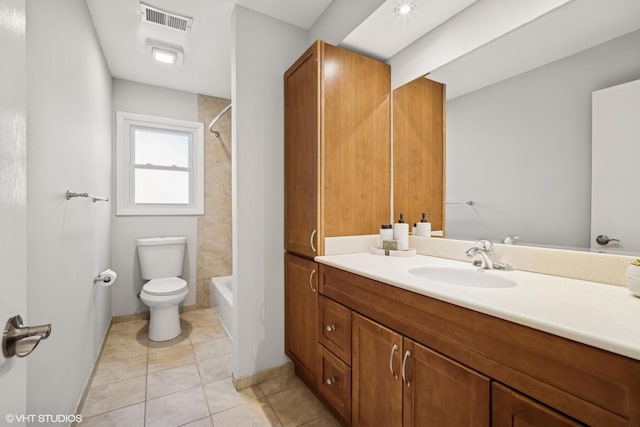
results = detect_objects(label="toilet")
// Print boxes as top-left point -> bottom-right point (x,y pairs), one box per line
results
137,236 -> 189,341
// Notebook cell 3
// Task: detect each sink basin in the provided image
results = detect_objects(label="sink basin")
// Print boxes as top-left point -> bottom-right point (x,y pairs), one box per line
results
408,266 -> 517,288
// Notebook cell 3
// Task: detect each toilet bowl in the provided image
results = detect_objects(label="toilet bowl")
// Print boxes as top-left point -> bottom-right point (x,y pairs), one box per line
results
137,236 -> 188,342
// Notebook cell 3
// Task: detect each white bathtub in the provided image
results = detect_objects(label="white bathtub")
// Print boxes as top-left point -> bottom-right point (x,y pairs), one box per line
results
211,275 -> 233,340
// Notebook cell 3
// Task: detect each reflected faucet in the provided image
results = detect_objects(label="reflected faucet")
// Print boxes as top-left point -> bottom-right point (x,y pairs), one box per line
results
502,235 -> 520,245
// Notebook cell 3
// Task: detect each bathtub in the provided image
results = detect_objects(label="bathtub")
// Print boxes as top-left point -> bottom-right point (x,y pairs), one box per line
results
211,276 -> 233,340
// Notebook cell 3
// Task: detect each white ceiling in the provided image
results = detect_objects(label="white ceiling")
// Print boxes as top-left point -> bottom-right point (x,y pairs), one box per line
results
341,0 -> 477,61
86,0 -> 640,101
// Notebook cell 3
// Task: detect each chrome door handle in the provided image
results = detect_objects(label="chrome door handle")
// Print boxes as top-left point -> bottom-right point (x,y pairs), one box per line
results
389,344 -> 398,379
3,315 -> 51,358
309,269 -> 316,292
402,350 -> 411,387
310,229 -> 317,253
596,235 -> 621,245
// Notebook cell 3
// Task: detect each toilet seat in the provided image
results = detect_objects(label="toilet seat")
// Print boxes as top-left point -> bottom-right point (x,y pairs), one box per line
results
143,277 -> 187,296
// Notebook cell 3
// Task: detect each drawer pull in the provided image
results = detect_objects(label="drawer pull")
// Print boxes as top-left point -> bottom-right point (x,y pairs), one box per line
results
326,376 -> 336,385
389,344 -> 398,379
402,350 -> 411,387
326,324 -> 336,332
309,269 -> 316,293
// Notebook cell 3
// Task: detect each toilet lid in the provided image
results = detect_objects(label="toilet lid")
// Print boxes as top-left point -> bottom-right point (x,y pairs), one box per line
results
143,277 -> 187,296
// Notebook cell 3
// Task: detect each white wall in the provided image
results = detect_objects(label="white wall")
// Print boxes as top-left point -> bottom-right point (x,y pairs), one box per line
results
308,0 -> 385,46
445,30 -> 640,249
26,0 -> 112,418
111,79 -> 198,316
231,6 -> 307,378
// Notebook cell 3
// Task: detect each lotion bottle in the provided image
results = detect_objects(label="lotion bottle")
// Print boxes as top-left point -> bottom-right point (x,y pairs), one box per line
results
379,224 -> 393,248
393,213 -> 409,250
415,212 -> 431,237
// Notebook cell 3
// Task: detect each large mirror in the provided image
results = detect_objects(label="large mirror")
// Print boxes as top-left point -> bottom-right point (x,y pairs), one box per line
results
399,3 -> 640,255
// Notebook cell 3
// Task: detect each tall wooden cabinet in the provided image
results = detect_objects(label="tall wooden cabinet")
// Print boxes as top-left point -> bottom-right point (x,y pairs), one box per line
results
284,40 -> 391,423
284,40 -> 391,258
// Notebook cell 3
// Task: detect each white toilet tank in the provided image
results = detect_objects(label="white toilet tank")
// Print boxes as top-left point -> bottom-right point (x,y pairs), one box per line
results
137,236 -> 186,280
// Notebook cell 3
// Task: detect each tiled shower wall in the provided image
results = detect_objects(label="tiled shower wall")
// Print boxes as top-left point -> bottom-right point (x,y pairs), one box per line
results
196,95 -> 232,308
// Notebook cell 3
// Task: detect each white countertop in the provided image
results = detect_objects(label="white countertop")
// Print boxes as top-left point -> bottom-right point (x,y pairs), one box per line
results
316,252 -> 640,361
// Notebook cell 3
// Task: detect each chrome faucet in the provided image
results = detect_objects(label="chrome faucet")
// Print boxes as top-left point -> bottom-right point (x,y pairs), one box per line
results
466,239 -> 513,270
466,245 -> 494,269
502,235 -> 520,245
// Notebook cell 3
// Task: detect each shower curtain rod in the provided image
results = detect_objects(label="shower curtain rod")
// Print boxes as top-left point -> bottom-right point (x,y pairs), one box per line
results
208,104 -> 232,135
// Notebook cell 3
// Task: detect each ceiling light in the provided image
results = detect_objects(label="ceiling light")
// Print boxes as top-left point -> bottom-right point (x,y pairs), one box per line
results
152,47 -> 177,64
145,39 -> 184,66
395,2 -> 416,15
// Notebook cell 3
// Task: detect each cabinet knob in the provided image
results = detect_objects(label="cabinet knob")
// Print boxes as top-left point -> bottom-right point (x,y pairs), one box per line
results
326,377 -> 336,385
326,324 -> 336,332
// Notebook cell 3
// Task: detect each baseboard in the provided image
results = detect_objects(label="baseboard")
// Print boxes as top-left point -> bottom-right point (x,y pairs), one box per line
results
232,361 -> 294,391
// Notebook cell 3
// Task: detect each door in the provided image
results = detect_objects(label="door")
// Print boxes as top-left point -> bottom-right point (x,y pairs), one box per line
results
284,254 -> 318,383
403,338 -> 490,427
591,79 -> 640,254
492,383 -> 584,427
352,313 -> 403,427
0,0 -> 28,417
284,44 -> 320,258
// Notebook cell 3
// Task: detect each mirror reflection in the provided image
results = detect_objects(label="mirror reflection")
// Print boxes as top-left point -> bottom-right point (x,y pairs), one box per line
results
414,12 -> 640,255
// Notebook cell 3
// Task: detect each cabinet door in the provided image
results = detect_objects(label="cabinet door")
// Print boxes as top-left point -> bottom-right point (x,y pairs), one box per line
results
352,313 -> 402,427
492,383 -> 585,427
284,44 -> 320,258
403,338 -> 490,427
285,254 -> 318,382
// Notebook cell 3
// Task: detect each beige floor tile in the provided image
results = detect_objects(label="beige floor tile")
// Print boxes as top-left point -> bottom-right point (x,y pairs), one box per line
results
193,337 -> 231,362
81,376 -> 146,418
299,415 -> 341,427
180,416 -> 213,427
146,363 -> 202,400
100,340 -> 148,363
266,384 -> 326,427
212,399 -> 282,427
147,345 -> 195,373
79,402 -> 144,427
197,354 -> 232,384
145,386 -> 210,427
91,354 -> 148,387
188,322 -> 227,344
258,374 -> 303,396
147,333 -> 192,353
203,377 -> 263,414
109,319 -> 148,335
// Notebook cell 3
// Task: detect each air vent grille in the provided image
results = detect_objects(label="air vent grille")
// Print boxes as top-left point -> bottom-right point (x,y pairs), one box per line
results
140,3 -> 192,32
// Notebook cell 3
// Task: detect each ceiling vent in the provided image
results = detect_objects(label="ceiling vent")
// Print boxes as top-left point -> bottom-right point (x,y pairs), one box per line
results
139,3 -> 193,32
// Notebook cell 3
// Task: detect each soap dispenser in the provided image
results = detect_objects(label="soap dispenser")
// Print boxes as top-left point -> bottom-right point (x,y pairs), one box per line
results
415,212 -> 431,237
393,213 -> 409,250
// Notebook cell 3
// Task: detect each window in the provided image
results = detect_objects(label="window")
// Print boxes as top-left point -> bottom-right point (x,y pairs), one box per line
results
116,111 -> 204,215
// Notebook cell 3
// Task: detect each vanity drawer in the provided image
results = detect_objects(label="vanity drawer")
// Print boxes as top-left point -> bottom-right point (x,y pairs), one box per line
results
319,296 -> 352,365
319,345 -> 352,424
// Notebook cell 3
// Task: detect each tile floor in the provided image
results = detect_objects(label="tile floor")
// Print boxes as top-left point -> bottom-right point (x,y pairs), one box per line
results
78,309 -> 339,427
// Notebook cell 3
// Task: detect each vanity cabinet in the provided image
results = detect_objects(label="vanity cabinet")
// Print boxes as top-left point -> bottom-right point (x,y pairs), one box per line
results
492,383 -> 584,427
284,254 -> 318,385
284,40 -> 391,258
318,263 -> 640,427
351,313 -> 490,427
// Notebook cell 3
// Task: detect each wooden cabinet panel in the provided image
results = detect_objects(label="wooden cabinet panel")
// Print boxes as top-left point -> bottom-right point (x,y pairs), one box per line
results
322,43 -> 391,238
319,346 -> 351,424
403,338 -> 490,427
352,313 -> 402,427
393,77 -> 445,232
319,296 -> 352,365
492,383 -> 585,427
285,254 -> 318,382
284,44 -> 320,258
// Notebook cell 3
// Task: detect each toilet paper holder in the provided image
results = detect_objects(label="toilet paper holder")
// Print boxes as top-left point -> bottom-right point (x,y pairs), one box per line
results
94,269 -> 117,285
